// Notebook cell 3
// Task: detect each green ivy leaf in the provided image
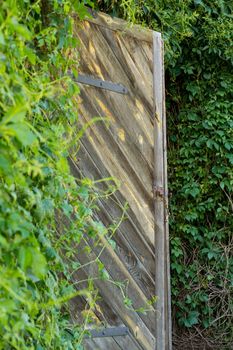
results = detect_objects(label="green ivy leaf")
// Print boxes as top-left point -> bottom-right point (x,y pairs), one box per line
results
10,123 -> 37,146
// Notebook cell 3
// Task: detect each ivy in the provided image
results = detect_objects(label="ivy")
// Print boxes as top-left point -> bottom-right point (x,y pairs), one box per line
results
0,1 -> 126,349
95,0 -> 233,347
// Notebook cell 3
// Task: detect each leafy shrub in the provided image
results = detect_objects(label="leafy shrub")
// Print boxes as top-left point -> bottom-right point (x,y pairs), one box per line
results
0,1 -> 120,349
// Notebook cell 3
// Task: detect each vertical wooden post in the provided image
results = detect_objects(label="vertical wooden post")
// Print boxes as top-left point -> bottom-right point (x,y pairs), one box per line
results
153,32 -> 172,350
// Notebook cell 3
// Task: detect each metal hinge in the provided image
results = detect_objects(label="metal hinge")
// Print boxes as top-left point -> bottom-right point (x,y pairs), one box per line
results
84,326 -> 129,339
153,185 -> 164,200
153,184 -> 169,221
74,74 -> 128,95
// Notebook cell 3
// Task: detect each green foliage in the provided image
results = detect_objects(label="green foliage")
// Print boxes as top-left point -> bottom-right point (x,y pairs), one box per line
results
0,1 -> 124,349
95,0 -> 233,346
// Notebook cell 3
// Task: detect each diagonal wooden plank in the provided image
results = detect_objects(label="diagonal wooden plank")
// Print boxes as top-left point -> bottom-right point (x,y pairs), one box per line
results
84,337 -> 122,350
95,24 -> 154,116
73,240 -> 156,350
75,99 -> 154,246
77,92 -> 154,213
69,202 -> 156,333
114,334 -> 144,350
76,23 -> 154,148
69,143 -> 155,292
69,152 -> 155,265
80,10 -> 154,43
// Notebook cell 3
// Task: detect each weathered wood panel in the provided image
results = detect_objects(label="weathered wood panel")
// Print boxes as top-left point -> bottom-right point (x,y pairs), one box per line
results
113,334 -> 144,350
153,32 -> 172,350
84,333 -> 144,350
84,337 -> 122,350
72,240 -> 155,350
70,10 -> 171,350
85,10 -> 153,43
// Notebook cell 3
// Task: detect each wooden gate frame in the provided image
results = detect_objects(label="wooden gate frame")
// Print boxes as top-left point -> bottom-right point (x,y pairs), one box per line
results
153,32 -> 172,350
77,11 -> 172,350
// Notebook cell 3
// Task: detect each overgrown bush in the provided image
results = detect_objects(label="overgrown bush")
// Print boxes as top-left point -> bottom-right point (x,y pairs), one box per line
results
0,1 -> 122,349
95,1 -> 233,348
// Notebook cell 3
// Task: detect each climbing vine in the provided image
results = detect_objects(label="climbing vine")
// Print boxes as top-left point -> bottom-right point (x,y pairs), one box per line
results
94,1 -> 233,348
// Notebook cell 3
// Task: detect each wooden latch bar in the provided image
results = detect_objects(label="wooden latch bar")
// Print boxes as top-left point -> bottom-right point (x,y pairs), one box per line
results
84,326 -> 129,339
74,74 -> 128,94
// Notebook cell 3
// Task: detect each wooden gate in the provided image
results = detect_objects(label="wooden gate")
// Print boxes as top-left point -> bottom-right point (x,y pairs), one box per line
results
70,11 -> 171,350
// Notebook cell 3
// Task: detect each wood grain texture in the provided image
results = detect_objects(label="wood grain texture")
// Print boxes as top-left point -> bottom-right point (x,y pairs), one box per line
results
113,333 -> 144,350
84,337 -> 122,350
153,32 -> 172,350
75,23 -> 155,246
78,10 -> 155,43
69,13 -> 170,350
161,36 -> 172,350
84,334 -> 143,350
74,239 -> 156,350
69,141 -> 155,269
73,17 -> 155,350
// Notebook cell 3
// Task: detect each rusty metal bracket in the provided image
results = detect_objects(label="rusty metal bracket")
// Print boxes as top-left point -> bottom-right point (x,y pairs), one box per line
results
153,184 -> 169,221
153,185 -> 164,199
